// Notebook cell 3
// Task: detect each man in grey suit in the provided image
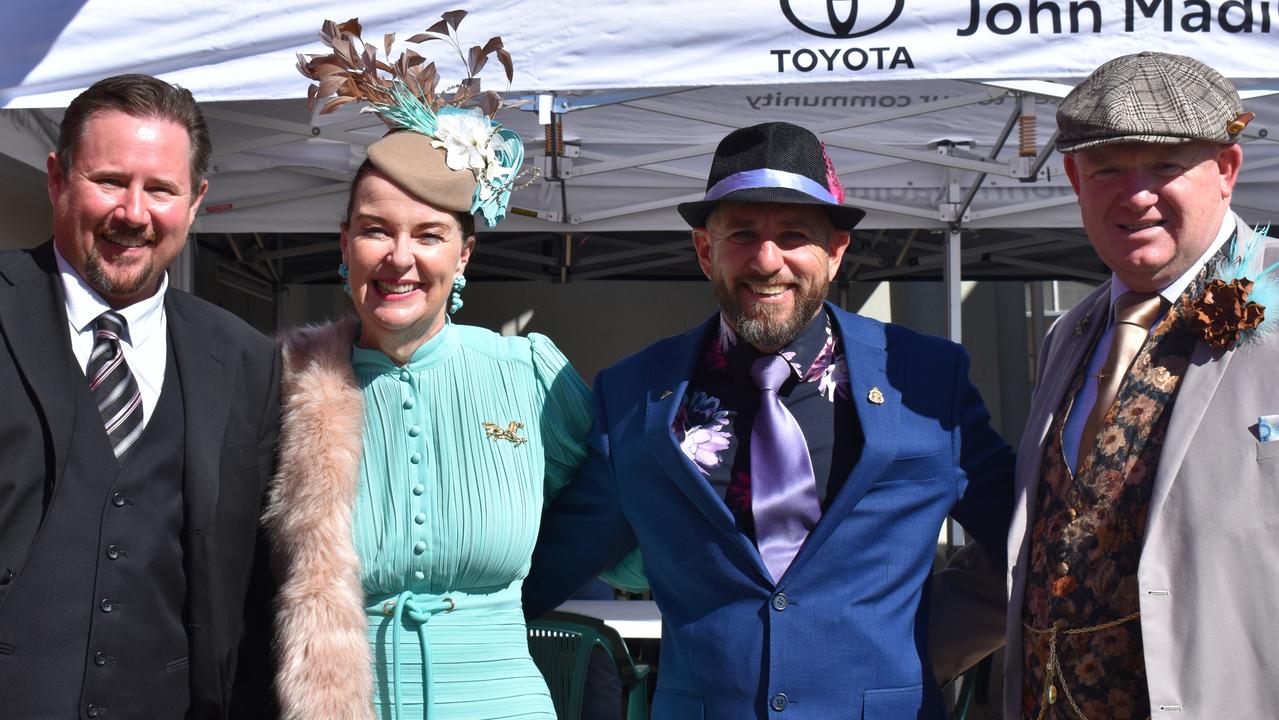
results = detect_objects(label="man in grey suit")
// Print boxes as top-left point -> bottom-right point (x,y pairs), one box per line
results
1006,52 -> 1278,718
0,74 -> 279,718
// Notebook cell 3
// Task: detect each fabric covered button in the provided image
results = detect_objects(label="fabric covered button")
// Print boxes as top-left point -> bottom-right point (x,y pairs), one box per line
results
414,513 -> 426,525
770,692 -> 788,711
399,370 -> 411,382
403,397 -> 415,410
414,571 -> 425,581
771,592 -> 788,611
408,425 -> 422,437
99,598 -> 113,613
413,541 -> 427,555
412,484 -> 425,496
410,453 -> 422,464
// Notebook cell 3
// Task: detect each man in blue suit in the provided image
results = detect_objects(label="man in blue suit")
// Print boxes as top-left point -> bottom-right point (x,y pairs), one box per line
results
525,122 -> 1013,719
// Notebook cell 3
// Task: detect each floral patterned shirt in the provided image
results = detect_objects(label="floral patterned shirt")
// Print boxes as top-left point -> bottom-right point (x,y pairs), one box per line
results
672,309 -> 859,537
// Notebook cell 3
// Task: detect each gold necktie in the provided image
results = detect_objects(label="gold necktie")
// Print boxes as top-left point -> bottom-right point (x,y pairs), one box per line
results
1077,292 -> 1165,470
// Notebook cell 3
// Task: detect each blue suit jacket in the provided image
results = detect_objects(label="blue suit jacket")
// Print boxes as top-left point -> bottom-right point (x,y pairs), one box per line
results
525,303 -> 1013,719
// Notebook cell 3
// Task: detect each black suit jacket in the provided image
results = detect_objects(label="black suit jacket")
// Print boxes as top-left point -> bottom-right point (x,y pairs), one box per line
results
0,242 -> 281,719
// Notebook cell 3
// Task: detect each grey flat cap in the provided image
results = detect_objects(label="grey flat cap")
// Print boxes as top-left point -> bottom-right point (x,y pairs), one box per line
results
1056,51 -> 1253,153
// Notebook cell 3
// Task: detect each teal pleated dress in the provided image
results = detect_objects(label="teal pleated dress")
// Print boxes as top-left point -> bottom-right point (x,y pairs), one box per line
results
350,323 -> 591,720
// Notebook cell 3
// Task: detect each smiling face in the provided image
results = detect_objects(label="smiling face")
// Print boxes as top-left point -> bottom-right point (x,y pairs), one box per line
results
340,170 -> 474,362
692,201 -> 849,352
1064,141 -> 1242,293
48,110 -> 207,308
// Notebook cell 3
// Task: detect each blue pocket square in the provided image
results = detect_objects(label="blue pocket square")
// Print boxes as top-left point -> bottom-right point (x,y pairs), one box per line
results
1259,415 -> 1279,442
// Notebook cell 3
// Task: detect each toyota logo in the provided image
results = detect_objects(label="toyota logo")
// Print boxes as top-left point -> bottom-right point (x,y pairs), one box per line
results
780,0 -> 905,38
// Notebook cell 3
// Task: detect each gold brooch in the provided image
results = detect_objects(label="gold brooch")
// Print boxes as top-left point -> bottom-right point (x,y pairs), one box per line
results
868,387 -> 885,405
483,421 -> 527,445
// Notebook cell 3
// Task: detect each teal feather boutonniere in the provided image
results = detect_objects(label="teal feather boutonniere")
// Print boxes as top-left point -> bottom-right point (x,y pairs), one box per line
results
1191,224 -> 1277,350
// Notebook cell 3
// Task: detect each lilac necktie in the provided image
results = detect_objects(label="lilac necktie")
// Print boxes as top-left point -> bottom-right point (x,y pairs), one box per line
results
750,354 -> 821,583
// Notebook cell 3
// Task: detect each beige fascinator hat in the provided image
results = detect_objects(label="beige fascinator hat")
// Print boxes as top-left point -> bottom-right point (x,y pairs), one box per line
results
297,11 -> 524,226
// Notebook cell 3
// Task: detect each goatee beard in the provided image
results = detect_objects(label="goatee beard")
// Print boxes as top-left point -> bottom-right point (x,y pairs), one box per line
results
713,276 -> 827,352
84,225 -> 158,300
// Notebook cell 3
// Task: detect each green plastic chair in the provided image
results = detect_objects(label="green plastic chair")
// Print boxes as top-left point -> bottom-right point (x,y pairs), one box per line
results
528,610 -> 652,720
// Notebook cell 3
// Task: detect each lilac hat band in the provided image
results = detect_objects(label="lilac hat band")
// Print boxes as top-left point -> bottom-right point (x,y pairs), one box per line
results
703,168 -> 838,205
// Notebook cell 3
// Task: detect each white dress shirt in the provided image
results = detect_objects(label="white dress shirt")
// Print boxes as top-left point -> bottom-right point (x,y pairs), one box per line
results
1062,211 -> 1236,471
55,244 -> 169,428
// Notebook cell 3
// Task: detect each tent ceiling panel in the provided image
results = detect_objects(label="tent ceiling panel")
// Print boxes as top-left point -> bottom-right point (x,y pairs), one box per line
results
5,1 -> 1279,284
9,1 -> 1279,109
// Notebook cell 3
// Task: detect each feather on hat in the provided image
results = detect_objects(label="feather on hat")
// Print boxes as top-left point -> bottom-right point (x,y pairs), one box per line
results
297,12 -> 524,226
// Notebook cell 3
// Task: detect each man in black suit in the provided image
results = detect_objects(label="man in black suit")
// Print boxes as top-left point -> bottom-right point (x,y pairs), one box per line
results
0,74 -> 279,719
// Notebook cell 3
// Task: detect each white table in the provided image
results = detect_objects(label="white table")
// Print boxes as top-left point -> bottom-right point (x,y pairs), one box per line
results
555,600 -> 662,639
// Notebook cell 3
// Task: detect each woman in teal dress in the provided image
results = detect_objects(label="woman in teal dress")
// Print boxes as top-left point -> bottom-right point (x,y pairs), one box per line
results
262,16 -> 634,719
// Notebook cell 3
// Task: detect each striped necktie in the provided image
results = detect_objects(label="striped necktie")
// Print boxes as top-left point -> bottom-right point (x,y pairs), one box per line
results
87,311 -> 144,460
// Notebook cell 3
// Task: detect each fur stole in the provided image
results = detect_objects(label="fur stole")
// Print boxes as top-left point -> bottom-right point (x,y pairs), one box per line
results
264,317 -> 374,719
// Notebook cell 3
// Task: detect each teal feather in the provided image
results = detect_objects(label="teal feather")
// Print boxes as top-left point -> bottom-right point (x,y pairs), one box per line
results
1212,223 -> 1279,343
368,82 -> 438,136
473,126 -> 524,227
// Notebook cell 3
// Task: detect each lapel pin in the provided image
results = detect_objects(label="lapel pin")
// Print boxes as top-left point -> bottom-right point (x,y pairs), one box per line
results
1074,313 -> 1093,337
659,390 -> 673,400
868,387 -> 885,405
482,421 -> 527,446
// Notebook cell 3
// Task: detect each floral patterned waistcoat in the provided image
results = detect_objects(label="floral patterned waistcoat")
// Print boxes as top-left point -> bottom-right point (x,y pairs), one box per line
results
1020,268 -> 1212,720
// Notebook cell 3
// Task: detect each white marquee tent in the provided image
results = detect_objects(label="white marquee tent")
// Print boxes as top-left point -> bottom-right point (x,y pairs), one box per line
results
4,0 -> 1279,339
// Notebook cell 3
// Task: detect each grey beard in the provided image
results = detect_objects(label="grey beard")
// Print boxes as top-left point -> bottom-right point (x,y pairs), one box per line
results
714,280 -> 827,352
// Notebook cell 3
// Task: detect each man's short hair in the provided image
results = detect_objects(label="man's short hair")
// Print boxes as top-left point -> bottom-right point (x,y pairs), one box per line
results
57,74 -> 211,192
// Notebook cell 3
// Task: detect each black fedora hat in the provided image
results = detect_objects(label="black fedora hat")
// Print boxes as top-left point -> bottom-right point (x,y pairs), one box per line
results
677,122 -> 865,230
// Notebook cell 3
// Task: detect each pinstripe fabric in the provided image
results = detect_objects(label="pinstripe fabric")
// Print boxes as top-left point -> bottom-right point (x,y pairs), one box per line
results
86,311 -> 143,459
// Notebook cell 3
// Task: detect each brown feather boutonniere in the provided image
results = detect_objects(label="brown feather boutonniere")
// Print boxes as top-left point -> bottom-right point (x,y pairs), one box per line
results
1193,225 -> 1278,350
1191,278 -> 1264,350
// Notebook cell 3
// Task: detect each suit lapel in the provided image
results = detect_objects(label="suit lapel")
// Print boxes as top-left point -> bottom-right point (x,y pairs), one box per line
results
643,314 -> 773,583
1009,286 -> 1109,574
165,293 -> 232,535
1149,216 -> 1255,523
0,244 -> 79,480
1025,288 -> 1111,478
786,306 -> 898,578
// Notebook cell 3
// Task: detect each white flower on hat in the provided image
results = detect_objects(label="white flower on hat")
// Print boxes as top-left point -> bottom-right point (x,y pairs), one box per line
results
432,107 -> 497,173
476,133 -> 516,201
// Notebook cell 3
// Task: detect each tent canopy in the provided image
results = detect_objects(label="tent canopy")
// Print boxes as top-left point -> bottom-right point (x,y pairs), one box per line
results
3,1 -> 1278,287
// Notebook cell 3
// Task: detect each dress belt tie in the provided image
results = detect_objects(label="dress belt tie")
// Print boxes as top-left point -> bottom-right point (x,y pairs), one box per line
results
369,590 -> 455,720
